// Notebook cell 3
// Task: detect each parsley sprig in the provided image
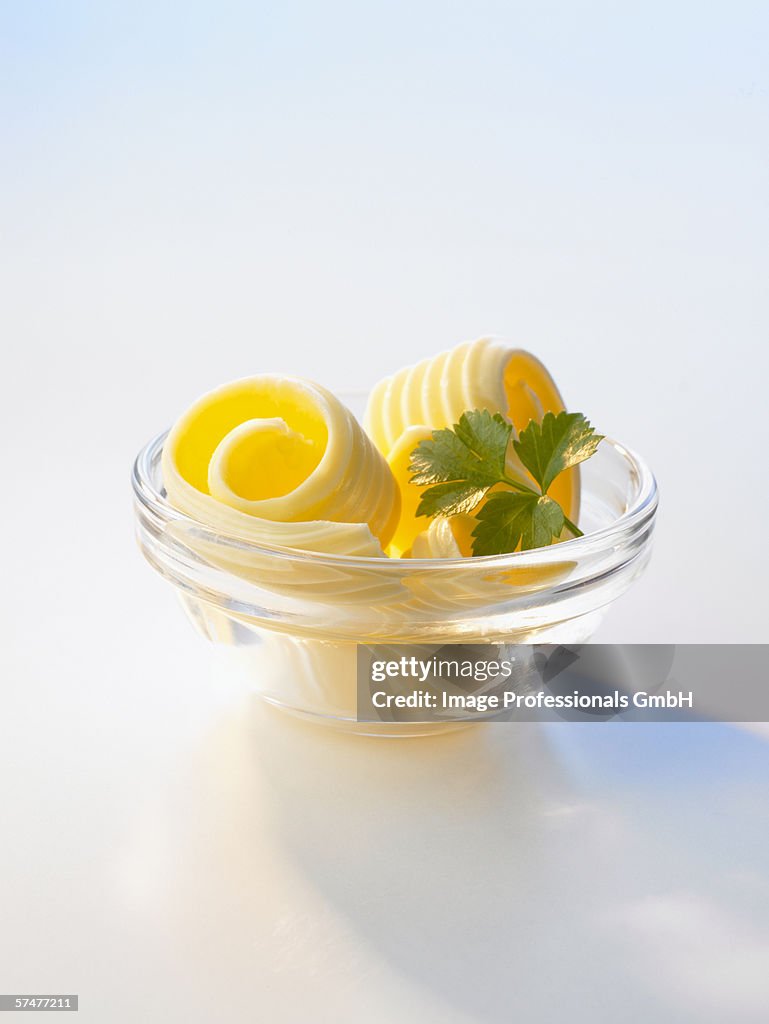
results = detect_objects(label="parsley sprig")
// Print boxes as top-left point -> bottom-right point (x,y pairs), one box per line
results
409,409 -> 604,556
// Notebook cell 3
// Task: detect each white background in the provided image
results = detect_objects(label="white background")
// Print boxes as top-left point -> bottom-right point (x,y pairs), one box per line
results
2,3 -> 769,1021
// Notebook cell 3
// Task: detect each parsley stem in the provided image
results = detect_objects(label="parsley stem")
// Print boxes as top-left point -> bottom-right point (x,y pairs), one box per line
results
563,516 -> 583,538
500,474 -> 538,496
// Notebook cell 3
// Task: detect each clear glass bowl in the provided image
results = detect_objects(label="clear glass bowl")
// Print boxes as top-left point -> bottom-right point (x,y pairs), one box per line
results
132,406 -> 657,736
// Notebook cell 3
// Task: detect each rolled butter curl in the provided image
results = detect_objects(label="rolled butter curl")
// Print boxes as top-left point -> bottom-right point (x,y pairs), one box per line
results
162,375 -> 400,556
365,336 -> 578,538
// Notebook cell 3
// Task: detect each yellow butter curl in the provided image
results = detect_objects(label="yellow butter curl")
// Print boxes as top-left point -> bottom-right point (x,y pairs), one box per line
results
365,337 -> 579,554
162,375 -> 400,557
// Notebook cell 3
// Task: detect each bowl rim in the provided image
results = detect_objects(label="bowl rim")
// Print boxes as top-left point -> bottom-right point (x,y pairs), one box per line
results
132,429 -> 658,573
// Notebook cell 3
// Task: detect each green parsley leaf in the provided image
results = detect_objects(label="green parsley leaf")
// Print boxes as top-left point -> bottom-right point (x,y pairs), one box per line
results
452,410 -> 512,480
472,492 -> 565,556
415,481 -> 490,519
410,409 -> 512,489
409,409 -> 514,518
513,411 -> 604,493
408,406 -> 604,555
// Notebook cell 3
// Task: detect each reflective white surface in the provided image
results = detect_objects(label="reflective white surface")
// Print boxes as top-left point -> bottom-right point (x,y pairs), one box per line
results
3,619 -> 769,1023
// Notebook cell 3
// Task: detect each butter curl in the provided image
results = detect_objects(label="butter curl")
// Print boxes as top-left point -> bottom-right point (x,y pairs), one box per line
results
162,375 -> 400,555
364,337 -> 579,548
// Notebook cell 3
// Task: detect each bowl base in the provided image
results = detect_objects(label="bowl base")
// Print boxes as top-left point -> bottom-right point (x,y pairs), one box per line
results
260,695 -> 475,738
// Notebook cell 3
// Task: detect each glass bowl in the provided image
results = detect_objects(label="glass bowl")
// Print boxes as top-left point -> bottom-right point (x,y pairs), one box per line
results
132,407 -> 657,736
